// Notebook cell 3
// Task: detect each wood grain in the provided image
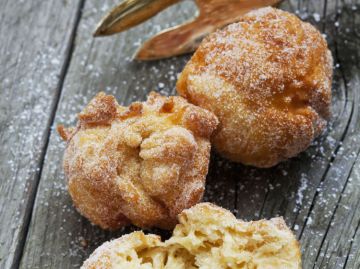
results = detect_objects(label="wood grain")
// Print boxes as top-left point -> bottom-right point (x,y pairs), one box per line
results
5,0 -> 359,268
304,1 -> 360,267
0,0 -> 83,268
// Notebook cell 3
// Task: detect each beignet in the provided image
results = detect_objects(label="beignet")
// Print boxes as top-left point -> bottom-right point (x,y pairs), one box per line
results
58,92 -> 218,230
177,7 -> 333,167
82,203 -> 301,268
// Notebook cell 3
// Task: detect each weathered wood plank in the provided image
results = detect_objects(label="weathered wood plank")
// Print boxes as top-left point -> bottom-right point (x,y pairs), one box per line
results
302,1 -> 360,267
17,0 -> 360,268
19,1 -> 233,268
0,0 -> 83,268
203,154 -> 238,213
316,153 -> 360,268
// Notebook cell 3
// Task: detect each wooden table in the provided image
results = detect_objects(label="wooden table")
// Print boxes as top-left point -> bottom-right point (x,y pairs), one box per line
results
0,0 -> 359,268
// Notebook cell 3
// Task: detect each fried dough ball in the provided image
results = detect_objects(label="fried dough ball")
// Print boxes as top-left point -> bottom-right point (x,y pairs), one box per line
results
57,92 -> 218,230
177,7 -> 333,167
82,203 -> 301,269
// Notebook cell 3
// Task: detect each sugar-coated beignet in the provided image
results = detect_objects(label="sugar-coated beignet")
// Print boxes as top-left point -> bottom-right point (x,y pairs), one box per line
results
58,92 -> 218,230
177,7 -> 333,167
82,203 -> 301,269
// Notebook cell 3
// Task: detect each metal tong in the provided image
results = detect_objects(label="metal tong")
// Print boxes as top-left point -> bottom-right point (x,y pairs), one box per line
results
94,0 -> 281,60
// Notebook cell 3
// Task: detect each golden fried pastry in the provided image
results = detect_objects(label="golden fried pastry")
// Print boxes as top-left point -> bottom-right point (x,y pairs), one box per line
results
82,203 -> 301,269
58,92 -> 218,230
177,7 -> 333,167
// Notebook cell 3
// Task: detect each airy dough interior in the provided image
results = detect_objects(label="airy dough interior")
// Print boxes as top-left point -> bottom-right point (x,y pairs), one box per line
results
82,203 -> 301,269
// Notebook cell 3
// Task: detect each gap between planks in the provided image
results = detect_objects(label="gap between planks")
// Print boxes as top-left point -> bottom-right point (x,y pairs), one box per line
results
10,0 -> 86,268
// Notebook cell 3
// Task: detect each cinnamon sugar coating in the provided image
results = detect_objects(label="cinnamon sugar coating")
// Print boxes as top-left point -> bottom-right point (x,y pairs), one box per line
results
177,7 -> 333,167
58,92 -> 218,230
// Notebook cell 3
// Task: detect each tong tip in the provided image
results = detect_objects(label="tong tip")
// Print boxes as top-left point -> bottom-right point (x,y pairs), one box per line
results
93,0 -> 179,37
